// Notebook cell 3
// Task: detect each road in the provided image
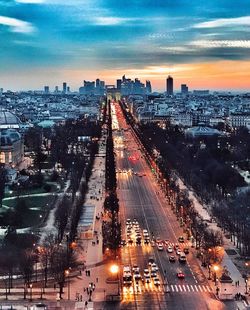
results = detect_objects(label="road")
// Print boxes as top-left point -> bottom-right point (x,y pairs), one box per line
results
112,102 -> 233,310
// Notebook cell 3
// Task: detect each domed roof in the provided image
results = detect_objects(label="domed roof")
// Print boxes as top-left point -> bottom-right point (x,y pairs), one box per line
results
185,126 -> 222,137
0,111 -> 21,129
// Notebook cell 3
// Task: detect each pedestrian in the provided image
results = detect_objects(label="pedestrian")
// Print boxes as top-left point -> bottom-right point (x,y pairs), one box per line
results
87,287 -> 89,294
89,270 -> 91,276
96,277 -> 98,283
80,295 -> 83,302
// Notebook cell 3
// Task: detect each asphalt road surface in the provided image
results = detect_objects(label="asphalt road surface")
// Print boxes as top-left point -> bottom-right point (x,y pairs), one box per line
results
112,102 -> 235,310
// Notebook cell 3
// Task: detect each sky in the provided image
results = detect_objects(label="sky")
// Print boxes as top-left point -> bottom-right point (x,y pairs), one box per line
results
0,0 -> 250,91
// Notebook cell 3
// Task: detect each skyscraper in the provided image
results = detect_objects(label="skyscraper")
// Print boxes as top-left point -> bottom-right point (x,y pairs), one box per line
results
181,84 -> 188,94
44,86 -> 49,94
166,76 -> 173,95
146,80 -> 152,94
116,79 -> 122,90
55,86 -> 59,93
63,82 -> 67,94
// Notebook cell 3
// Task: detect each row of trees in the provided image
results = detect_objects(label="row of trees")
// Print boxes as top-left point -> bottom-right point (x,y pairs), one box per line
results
102,100 -> 121,257
119,100 -> 224,262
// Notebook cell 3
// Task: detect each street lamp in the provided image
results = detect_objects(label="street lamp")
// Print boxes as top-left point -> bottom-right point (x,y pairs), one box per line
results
65,269 -> 70,300
213,265 -> 219,285
208,264 -> 211,280
29,284 -> 33,302
245,279 -> 248,294
110,264 -> 120,295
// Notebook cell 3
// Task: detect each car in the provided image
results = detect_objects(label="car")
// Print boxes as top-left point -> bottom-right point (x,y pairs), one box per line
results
133,271 -> 141,281
176,249 -> 181,255
144,238 -> 150,244
157,243 -> 164,251
150,272 -> 158,278
151,263 -> 159,272
153,278 -> 161,286
31,304 -> 47,310
177,272 -> 185,279
179,254 -> 187,263
148,257 -> 155,265
128,238 -> 133,245
120,239 -> 126,247
178,236 -> 185,243
184,247 -> 189,254
132,265 -> 139,272
136,238 -> 142,245
145,274 -> 151,283
169,255 -> 176,262
167,246 -> 173,253
144,268 -> 150,277
123,266 -> 131,274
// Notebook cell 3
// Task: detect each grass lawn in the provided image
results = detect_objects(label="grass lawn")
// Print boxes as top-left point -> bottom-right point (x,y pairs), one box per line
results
3,194 -> 55,209
5,182 -> 60,198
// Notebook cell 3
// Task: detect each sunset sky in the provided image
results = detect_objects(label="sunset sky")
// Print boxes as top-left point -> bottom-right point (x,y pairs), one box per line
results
0,0 -> 250,91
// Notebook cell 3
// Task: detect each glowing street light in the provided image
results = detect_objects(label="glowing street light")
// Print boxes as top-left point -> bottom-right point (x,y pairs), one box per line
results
110,264 -> 120,295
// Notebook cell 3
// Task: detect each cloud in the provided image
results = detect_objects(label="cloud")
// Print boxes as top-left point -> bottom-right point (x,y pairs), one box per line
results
0,15 -> 36,33
93,16 -> 136,26
15,0 -> 45,3
191,40 -> 250,48
194,16 -> 250,28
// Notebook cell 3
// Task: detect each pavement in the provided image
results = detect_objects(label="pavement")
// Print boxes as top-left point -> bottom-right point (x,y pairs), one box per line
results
0,134 -> 113,310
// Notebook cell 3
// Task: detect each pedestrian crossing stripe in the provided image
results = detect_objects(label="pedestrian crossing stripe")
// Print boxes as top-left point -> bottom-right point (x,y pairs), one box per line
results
165,285 -> 212,293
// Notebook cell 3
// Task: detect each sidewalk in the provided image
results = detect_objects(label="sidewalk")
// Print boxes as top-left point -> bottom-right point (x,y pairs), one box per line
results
172,177 -> 249,308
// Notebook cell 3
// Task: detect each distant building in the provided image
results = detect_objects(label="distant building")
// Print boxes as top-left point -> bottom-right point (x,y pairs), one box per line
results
116,79 -> 122,90
44,86 -> 49,94
54,86 -> 59,93
193,90 -> 209,96
185,126 -> 223,138
166,76 -> 173,95
0,111 -> 22,129
181,84 -> 188,94
67,86 -> 70,93
230,113 -> 250,128
146,80 -> 152,94
63,82 -> 67,94
0,129 -> 24,166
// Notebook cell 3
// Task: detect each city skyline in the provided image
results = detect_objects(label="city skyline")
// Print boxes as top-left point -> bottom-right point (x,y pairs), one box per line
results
0,0 -> 250,91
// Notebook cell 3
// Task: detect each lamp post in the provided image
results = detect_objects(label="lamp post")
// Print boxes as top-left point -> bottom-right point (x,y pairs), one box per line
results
29,284 -> 33,302
213,265 -> 219,285
208,264 -> 211,280
65,270 -> 70,300
110,264 -> 120,295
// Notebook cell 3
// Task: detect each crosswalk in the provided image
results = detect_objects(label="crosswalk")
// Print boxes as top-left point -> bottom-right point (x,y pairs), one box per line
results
165,284 -> 212,293
129,284 -> 213,295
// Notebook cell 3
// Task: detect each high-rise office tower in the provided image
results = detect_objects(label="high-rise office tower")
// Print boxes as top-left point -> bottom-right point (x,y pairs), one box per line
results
44,86 -> 49,94
63,82 -> 67,93
55,86 -> 59,93
181,84 -> 188,94
96,79 -> 100,88
67,86 -> 70,93
116,79 -> 122,90
146,80 -> 152,94
166,76 -> 173,95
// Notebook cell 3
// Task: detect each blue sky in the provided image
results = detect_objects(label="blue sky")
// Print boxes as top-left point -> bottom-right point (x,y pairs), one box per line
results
0,0 -> 250,90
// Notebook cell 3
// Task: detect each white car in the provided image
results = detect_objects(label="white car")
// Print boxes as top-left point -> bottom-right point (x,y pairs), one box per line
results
151,263 -> 159,272
176,249 -> 181,255
167,246 -> 173,253
144,268 -> 150,277
153,278 -> 161,286
157,243 -> 164,251
132,265 -> 140,272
